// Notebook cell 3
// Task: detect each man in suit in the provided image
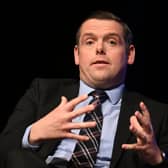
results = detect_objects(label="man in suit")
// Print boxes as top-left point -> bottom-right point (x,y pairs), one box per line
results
0,10 -> 168,168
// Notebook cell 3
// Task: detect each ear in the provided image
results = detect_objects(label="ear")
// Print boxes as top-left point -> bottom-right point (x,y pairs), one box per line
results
74,45 -> 79,65
127,44 -> 135,65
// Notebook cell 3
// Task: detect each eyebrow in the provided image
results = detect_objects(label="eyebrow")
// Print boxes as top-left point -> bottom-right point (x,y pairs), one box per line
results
104,33 -> 122,40
81,33 -> 96,38
81,32 -> 122,40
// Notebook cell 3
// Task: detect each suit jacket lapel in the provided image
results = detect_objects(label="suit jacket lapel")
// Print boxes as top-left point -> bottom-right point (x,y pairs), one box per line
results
110,90 -> 140,168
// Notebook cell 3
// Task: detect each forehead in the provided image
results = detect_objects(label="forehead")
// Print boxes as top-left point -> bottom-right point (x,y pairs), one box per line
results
80,19 -> 124,37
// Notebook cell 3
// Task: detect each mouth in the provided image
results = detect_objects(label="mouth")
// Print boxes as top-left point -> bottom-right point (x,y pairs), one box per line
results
92,60 -> 109,65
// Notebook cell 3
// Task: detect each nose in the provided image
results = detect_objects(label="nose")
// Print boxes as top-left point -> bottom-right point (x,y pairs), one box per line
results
96,49 -> 105,55
96,40 -> 105,55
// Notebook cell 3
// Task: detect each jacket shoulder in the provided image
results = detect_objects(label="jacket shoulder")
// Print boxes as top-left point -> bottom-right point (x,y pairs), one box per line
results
124,89 -> 168,113
29,78 -> 78,90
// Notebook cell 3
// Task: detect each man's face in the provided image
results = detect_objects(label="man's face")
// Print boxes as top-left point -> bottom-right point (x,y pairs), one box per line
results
74,19 -> 135,89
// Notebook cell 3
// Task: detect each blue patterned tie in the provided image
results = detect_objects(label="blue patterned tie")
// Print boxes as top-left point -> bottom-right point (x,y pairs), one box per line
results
70,90 -> 108,167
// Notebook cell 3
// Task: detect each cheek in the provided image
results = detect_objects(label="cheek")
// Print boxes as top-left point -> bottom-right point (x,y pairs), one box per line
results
79,57 -> 89,66
78,51 -> 92,65
74,49 -> 89,65
110,54 -> 127,71
112,50 -> 127,63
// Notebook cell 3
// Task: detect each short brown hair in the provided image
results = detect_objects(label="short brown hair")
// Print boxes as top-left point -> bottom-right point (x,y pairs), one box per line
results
76,10 -> 133,51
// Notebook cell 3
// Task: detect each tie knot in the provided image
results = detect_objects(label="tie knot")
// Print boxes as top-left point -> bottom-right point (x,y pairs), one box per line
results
88,90 -> 108,104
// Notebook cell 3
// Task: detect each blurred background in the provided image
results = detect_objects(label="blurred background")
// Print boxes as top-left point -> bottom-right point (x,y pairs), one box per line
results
1,0 -> 167,132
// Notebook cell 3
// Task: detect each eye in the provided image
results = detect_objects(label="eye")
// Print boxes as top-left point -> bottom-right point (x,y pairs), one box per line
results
109,40 -> 117,45
85,40 -> 94,45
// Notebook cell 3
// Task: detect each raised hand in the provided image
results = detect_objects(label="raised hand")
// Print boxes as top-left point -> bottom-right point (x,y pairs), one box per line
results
29,94 -> 96,144
122,101 -> 163,165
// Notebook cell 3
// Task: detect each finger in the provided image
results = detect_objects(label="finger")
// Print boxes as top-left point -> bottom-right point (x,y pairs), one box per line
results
55,96 -> 68,110
69,104 -> 96,119
130,116 -> 147,142
130,116 -> 143,133
62,132 -> 90,141
59,96 -> 68,106
122,143 -> 137,150
62,121 -> 97,130
134,111 -> 153,135
134,110 -> 145,127
122,143 -> 146,150
135,102 -> 153,133
66,94 -> 88,111
139,101 -> 150,120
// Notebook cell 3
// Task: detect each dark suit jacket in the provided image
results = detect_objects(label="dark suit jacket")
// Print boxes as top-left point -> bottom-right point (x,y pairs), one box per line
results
0,78 -> 168,168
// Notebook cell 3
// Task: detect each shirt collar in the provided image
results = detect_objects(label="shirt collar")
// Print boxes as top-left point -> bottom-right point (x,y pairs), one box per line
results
79,80 -> 125,105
